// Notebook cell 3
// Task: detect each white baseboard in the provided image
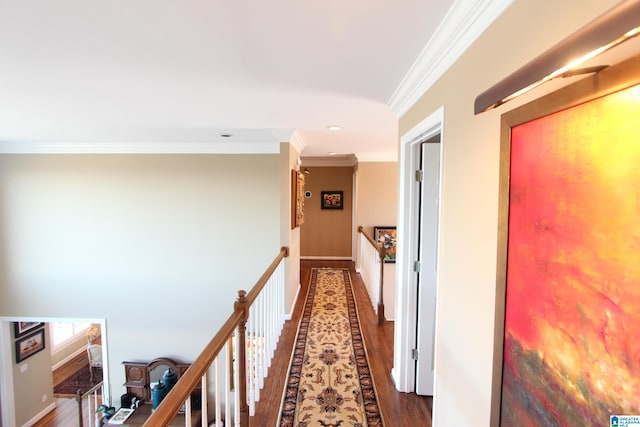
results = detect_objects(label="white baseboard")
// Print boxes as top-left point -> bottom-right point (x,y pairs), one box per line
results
391,368 -> 400,391
284,283 -> 301,320
51,346 -> 86,371
22,401 -> 56,427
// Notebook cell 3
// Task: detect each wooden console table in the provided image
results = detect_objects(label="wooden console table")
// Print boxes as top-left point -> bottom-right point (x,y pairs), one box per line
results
122,358 -> 197,402
115,357 -> 202,426
105,404 -> 201,427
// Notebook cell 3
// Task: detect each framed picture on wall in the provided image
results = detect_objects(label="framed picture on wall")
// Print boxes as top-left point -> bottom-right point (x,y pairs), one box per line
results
14,321 -> 44,338
15,328 -> 46,363
321,191 -> 343,209
291,170 -> 305,228
374,226 -> 397,263
491,56 -> 640,426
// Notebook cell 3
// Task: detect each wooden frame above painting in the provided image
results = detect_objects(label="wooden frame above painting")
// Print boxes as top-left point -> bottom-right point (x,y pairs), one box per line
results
491,55 -> 640,426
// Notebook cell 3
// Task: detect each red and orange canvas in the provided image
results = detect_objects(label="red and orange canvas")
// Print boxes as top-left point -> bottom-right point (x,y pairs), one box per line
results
501,84 -> 640,425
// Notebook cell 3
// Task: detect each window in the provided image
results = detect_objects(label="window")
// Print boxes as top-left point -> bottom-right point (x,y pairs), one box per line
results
50,321 -> 91,352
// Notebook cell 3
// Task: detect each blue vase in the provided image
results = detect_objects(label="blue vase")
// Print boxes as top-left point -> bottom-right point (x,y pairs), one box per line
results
151,381 -> 168,410
163,368 -> 178,392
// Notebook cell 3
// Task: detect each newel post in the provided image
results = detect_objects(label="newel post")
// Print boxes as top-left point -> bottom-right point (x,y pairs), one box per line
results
377,246 -> 386,325
76,390 -> 83,427
235,290 -> 250,427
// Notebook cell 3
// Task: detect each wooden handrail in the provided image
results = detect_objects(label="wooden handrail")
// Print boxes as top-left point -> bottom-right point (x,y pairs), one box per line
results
358,226 -> 386,325
358,226 -> 380,254
144,311 -> 244,425
144,246 -> 289,426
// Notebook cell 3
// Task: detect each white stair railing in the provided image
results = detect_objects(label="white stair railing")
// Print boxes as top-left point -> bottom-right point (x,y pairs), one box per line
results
76,382 -> 104,427
245,259 -> 285,416
145,247 -> 289,427
357,226 -> 386,324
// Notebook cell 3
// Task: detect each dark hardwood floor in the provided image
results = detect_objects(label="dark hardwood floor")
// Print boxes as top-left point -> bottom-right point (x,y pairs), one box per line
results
252,260 -> 433,426
33,260 -> 432,426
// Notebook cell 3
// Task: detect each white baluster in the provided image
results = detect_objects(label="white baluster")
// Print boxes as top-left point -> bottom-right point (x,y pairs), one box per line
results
234,334 -> 240,427
201,371 -> 208,427
184,396 -> 192,427
247,311 -> 255,416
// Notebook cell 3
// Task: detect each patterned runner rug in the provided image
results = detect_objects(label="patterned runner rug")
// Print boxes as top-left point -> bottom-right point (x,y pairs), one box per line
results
278,268 -> 384,426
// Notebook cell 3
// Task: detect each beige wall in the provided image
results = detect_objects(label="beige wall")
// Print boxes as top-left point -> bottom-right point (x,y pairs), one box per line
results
355,162 -> 398,235
399,1 -> 625,425
0,153 -> 281,416
300,167 -> 353,258
355,162 -> 398,320
11,325 -> 53,427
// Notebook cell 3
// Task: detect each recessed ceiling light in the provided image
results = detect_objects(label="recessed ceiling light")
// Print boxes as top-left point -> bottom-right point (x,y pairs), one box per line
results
327,152 -> 337,156
220,133 -> 233,138
326,125 -> 341,131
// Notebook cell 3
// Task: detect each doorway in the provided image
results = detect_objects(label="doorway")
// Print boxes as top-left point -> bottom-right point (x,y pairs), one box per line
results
415,137 -> 440,395
392,107 -> 443,398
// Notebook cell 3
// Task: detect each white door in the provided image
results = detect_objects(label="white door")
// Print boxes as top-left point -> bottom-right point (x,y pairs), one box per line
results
415,139 -> 440,395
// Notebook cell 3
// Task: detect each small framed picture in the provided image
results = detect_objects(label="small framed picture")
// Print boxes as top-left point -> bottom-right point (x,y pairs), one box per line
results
108,408 -> 135,424
15,329 -> 46,363
321,191 -> 344,210
374,226 -> 397,263
14,321 -> 44,338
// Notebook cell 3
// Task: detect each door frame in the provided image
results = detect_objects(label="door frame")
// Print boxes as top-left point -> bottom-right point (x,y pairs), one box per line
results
392,106 -> 444,394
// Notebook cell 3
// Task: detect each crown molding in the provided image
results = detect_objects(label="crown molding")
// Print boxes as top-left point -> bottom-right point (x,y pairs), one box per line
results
0,141 -> 281,154
301,154 -> 358,167
387,0 -> 513,116
289,131 -> 306,154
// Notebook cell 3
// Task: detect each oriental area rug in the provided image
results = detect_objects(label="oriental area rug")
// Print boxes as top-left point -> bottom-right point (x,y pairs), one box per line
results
54,362 -> 103,397
278,268 -> 385,426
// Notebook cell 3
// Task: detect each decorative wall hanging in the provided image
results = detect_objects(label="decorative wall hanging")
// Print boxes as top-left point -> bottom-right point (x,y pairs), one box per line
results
14,321 -> 44,338
291,170 -> 305,228
491,55 -> 640,426
15,328 -> 46,363
320,191 -> 343,209
373,226 -> 397,263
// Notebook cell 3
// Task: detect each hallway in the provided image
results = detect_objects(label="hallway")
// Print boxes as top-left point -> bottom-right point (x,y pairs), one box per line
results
252,260 -> 432,426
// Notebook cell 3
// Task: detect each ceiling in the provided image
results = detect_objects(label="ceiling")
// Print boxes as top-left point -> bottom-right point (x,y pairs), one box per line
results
0,0 -> 507,160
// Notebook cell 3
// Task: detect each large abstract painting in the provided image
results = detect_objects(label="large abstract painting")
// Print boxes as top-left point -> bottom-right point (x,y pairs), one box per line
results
494,58 -> 640,426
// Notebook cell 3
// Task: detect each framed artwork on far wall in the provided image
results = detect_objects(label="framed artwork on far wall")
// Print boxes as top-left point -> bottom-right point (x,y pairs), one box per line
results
321,191 -> 343,209
14,321 -> 44,338
374,226 -> 397,263
15,328 -> 46,363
